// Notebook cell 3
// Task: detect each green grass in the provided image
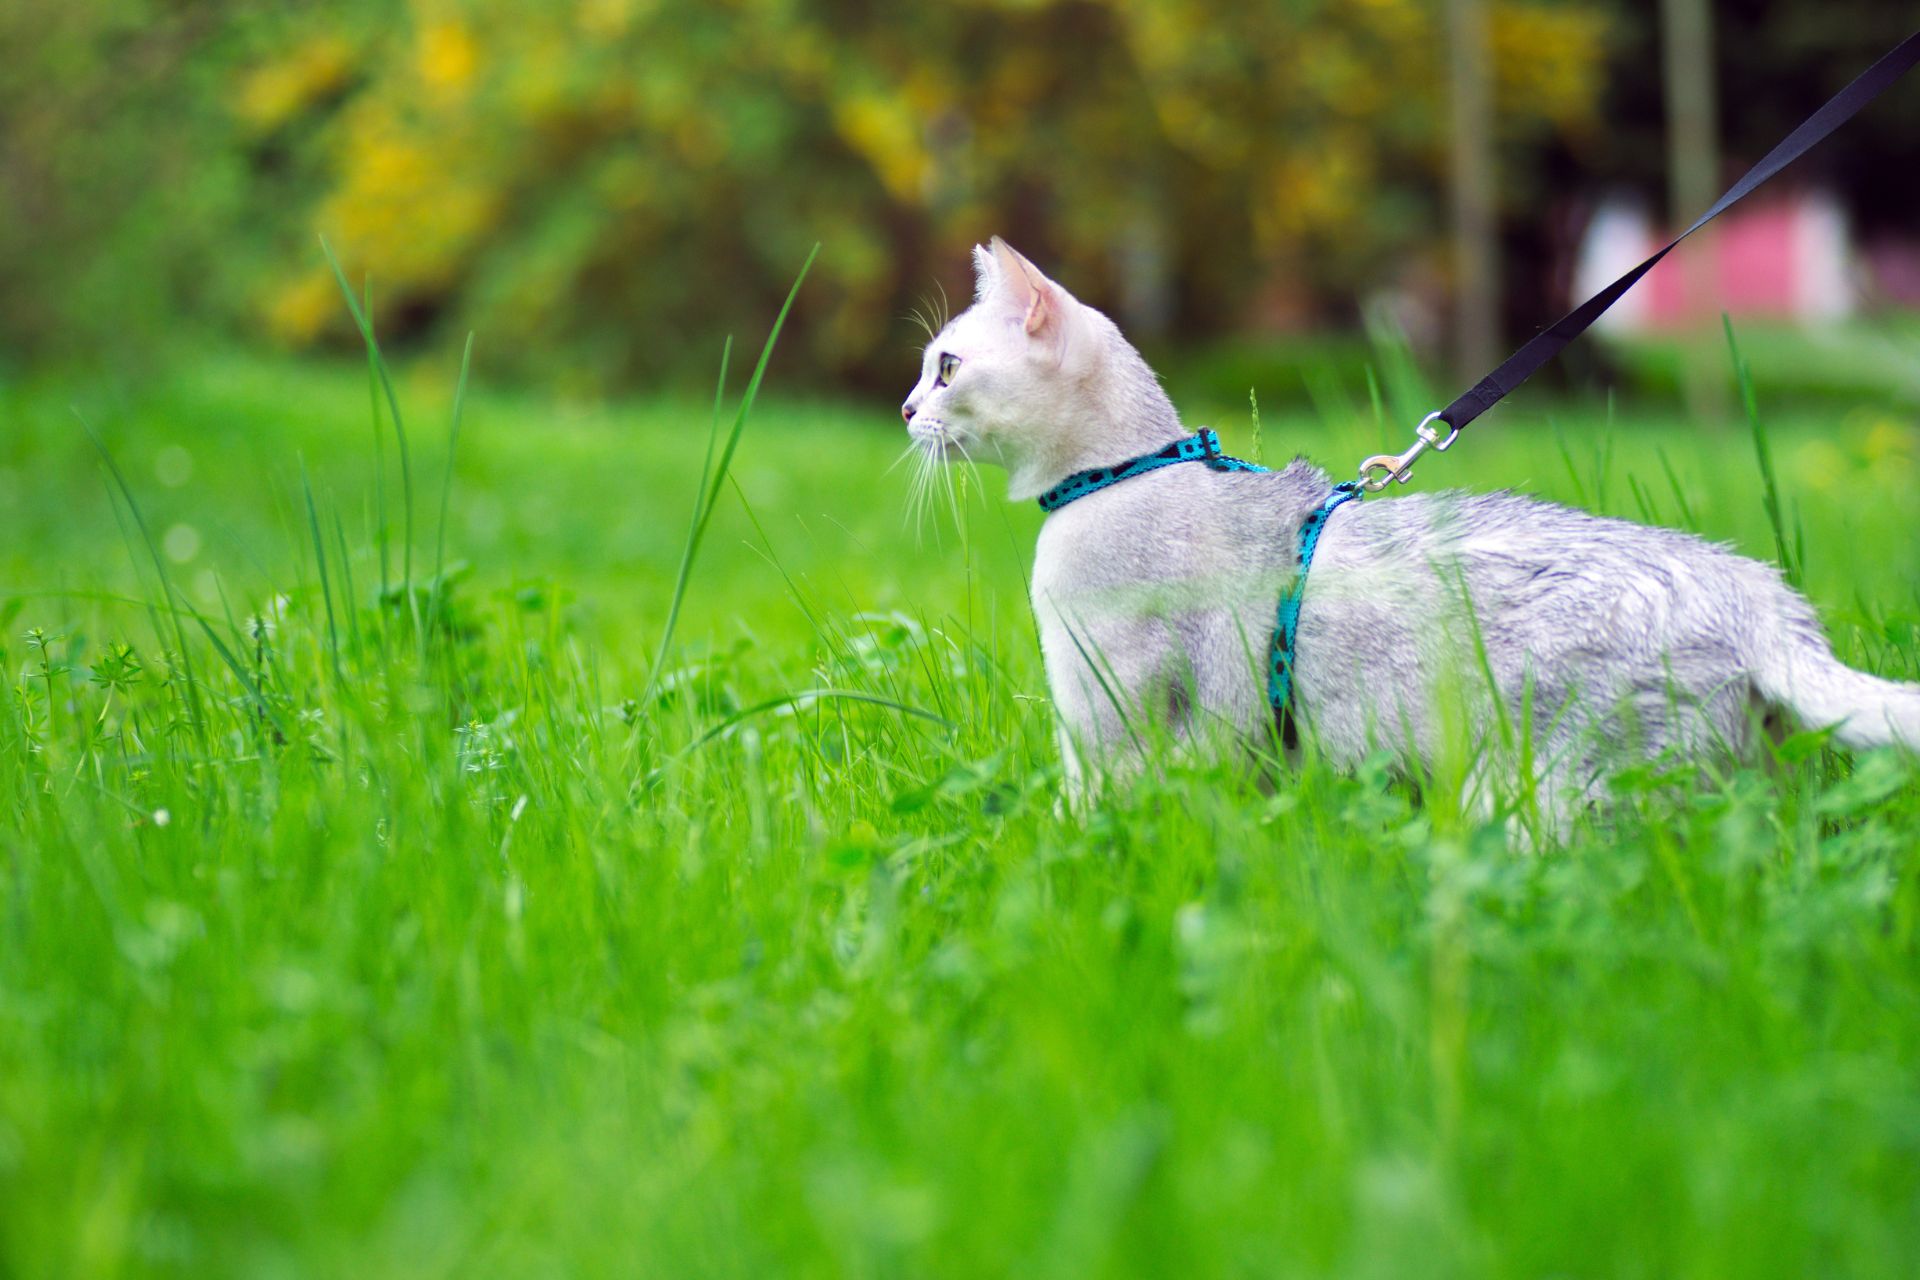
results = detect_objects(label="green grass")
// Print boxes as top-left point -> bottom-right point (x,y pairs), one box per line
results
2,330 -> 1919,1277
1608,315 -> 1920,410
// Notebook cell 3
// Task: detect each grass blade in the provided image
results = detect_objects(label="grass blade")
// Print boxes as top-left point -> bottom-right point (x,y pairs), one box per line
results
75,410 -> 209,754
430,333 -> 476,643
301,458 -> 344,685
682,689 -> 954,754
1724,315 -> 1800,587
645,244 -> 818,700
321,235 -> 420,643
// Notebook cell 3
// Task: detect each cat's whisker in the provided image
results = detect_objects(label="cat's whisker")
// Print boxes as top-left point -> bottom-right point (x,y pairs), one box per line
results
904,311 -> 927,343
936,441 -> 963,535
922,460 -> 946,547
903,441 -> 938,542
906,455 -> 926,536
881,441 -> 920,480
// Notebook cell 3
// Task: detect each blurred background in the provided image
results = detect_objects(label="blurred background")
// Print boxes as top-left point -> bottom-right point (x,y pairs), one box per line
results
3,0 -> 1918,406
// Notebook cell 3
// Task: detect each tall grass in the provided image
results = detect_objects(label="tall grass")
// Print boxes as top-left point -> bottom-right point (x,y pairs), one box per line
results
0,300 -> 1917,1276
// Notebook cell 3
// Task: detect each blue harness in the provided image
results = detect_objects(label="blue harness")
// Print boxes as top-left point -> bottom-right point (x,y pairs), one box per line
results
1035,428 -> 1361,734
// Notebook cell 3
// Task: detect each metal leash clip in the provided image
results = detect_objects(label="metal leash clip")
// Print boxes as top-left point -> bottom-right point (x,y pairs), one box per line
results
1358,410 -> 1459,492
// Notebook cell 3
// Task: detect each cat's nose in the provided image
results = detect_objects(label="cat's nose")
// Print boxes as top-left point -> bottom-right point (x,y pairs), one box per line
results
901,402 -> 917,424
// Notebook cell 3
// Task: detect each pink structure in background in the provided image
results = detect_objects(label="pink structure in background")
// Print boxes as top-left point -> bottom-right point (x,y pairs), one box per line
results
1574,188 -> 1853,331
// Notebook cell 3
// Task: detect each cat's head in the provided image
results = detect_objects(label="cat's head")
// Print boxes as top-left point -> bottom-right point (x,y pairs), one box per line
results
902,238 -> 1178,502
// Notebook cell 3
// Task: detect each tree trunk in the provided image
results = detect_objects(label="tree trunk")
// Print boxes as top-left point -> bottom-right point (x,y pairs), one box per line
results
1447,0 -> 1500,387
1661,0 -> 1724,419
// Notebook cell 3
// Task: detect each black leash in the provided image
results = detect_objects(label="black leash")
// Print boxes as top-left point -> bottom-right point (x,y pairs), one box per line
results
1361,28 -> 1920,491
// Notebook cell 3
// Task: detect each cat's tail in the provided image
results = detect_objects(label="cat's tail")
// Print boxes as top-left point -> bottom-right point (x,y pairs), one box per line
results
1753,605 -> 1920,752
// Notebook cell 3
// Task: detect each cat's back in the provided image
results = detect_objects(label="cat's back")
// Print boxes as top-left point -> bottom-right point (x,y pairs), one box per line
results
1315,482 -> 1779,649
1324,483 -> 1751,580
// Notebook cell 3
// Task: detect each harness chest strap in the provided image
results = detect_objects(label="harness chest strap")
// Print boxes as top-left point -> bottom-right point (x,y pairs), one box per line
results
1270,481 -> 1362,721
1036,429 -> 1360,725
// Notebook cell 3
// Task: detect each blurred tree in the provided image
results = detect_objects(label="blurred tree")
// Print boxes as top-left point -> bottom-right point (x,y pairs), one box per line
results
0,3 -> 254,367
1448,0 -> 1502,381
5,0 -> 1614,390
1507,0 -> 1920,401
1534,0 -> 1920,272
267,0 -> 1611,388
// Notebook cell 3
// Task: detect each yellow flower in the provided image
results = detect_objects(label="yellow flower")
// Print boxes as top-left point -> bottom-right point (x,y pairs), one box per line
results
833,92 -> 927,204
1860,415 -> 1916,469
577,0 -> 639,38
417,21 -> 479,101
1791,439 -> 1848,493
1492,4 -> 1610,129
234,37 -> 352,133
1254,142 -> 1363,249
266,269 -> 342,345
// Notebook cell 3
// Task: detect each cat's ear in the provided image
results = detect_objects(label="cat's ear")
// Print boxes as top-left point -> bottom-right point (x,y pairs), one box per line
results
971,244 -> 998,302
989,236 -> 1070,344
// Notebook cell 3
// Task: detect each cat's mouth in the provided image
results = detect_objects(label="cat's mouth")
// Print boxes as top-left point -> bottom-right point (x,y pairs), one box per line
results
907,417 -> 962,456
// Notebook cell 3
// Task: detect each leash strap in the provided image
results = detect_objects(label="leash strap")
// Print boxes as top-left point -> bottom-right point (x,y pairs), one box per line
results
1439,28 -> 1920,436
1270,481 -> 1362,729
1036,427 -> 1267,512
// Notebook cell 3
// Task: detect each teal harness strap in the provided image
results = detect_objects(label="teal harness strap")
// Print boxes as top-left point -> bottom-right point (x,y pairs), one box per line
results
1269,481 -> 1362,734
1036,428 -> 1267,512
1035,430 -> 1361,732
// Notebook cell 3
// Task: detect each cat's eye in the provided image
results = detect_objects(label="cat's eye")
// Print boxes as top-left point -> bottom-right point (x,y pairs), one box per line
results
936,353 -> 960,387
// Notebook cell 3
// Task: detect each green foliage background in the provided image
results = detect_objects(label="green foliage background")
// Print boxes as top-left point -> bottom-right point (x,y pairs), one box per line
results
5,0 -> 1612,388
10,2 -> 1919,393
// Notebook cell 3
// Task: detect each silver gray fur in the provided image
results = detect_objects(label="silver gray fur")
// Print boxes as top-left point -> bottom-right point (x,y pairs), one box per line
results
902,239 -> 1920,830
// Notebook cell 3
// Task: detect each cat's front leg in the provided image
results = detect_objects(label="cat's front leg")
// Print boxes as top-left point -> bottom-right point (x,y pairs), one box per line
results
1038,610 -> 1186,810
1054,722 -> 1094,820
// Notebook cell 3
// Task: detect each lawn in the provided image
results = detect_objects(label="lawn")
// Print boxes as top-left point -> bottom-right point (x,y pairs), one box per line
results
2,337 -> 1919,1277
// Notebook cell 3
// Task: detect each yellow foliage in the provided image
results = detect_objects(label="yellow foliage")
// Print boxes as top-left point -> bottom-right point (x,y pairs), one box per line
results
1858,413 -> 1916,469
237,0 -> 1615,377
320,106 -> 502,296
234,36 -> 351,133
1255,140 -> 1366,250
416,21 -> 480,102
576,0 -> 643,39
1791,438 -> 1848,492
833,92 -> 929,204
1492,3 -> 1609,129
267,268 -> 343,344
501,33 -> 573,119
1114,0 -> 1612,254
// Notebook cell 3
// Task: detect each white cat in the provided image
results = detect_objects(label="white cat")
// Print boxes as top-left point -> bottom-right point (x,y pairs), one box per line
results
901,238 -> 1919,830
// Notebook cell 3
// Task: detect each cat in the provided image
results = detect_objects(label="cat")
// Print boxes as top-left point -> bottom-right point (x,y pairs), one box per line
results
900,237 -> 1920,832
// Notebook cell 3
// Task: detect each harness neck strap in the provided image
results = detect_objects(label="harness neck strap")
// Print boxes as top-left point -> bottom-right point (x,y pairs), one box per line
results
1036,429 -> 1268,513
